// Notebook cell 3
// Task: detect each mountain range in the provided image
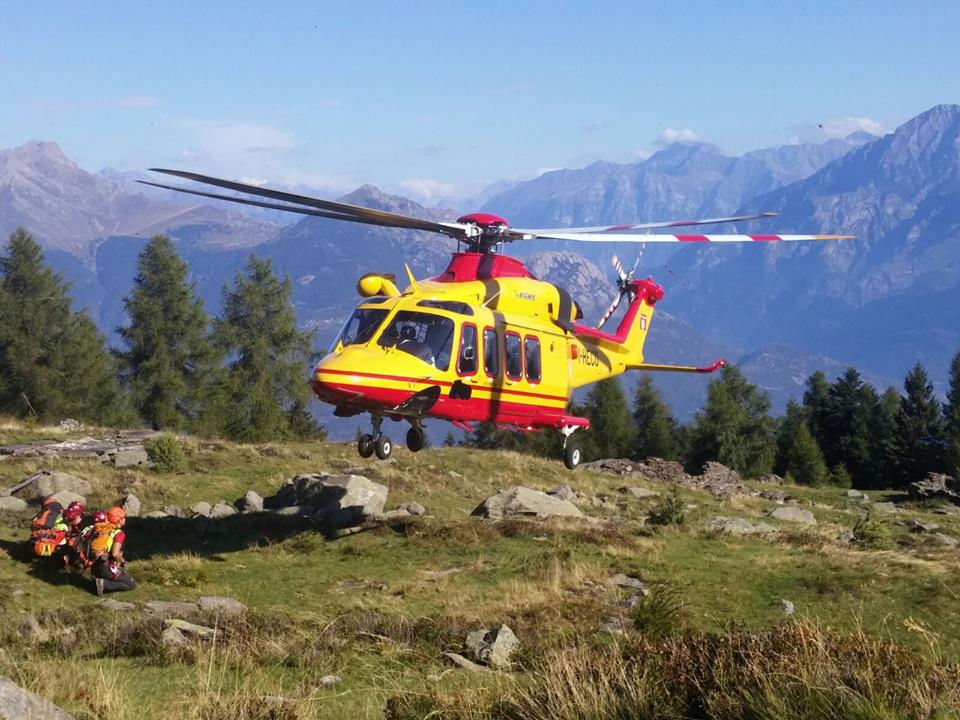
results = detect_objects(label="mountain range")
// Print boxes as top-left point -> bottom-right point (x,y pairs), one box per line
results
3,106 -> 958,433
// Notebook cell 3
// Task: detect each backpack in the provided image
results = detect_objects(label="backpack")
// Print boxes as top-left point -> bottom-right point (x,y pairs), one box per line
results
88,521 -> 120,560
67,525 -> 96,568
32,530 -> 66,557
31,501 -> 64,534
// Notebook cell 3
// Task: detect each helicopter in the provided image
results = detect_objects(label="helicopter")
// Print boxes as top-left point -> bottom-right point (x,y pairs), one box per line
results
141,169 -> 851,469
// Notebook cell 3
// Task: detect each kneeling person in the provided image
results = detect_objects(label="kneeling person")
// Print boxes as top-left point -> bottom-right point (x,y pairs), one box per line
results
89,506 -> 136,595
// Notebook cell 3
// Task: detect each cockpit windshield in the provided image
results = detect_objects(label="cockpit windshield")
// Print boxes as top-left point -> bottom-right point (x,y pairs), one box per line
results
332,307 -> 389,351
377,311 -> 454,370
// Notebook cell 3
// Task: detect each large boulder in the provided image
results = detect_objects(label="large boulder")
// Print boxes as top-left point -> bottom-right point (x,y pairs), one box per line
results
121,493 -> 141,518
0,676 -> 75,719
464,625 -> 519,669
0,496 -> 28,512
236,490 -> 264,513
208,501 -> 237,519
706,516 -> 776,536
111,446 -> 149,468
14,470 -> 92,501
770,507 -> 817,525
268,474 -> 388,528
47,490 -> 86,508
197,596 -> 246,614
472,486 -> 584,520
909,473 -> 960,504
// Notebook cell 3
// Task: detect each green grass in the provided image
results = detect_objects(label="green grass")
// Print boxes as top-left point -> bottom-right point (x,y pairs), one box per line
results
0,420 -> 958,718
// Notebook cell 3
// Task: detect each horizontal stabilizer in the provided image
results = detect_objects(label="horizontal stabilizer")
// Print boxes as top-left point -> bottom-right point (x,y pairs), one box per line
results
632,359 -> 727,374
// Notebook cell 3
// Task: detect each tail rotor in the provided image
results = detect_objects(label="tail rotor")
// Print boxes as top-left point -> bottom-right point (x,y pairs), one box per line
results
596,254 -> 639,330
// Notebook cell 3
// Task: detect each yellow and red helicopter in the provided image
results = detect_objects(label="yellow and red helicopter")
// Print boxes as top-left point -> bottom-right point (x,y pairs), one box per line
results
143,169 -> 850,469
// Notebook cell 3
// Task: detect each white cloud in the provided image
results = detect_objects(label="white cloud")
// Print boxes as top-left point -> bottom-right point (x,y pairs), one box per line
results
396,178 -> 457,203
818,116 -> 884,138
657,127 -> 702,145
115,95 -> 162,110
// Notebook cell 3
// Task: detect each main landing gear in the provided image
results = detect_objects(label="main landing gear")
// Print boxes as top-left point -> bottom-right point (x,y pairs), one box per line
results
357,417 -> 425,460
561,425 -> 581,470
358,416 -> 393,460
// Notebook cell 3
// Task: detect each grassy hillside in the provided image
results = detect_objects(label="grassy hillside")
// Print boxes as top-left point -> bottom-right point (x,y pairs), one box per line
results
0,421 -> 958,719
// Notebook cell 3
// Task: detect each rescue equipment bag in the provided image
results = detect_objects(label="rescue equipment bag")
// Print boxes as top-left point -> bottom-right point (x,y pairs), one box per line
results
32,530 -> 66,557
88,521 -> 120,559
31,501 -> 64,533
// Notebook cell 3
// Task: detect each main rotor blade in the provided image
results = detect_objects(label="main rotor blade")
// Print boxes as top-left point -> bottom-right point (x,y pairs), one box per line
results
510,211 -> 778,237
513,232 -> 854,243
149,168 -> 468,237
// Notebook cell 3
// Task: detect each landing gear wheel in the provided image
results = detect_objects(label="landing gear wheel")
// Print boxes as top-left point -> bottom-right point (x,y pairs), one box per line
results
563,442 -> 581,470
375,434 -> 393,460
357,434 -> 374,459
406,427 -> 425,453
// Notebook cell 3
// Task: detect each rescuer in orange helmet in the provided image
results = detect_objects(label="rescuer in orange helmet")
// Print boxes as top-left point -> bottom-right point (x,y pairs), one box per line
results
89,506 -> 136,595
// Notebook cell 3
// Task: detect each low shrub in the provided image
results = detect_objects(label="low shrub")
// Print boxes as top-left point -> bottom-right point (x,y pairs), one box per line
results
145,433 -> 185,473
852,510 -> 894,549
631,584 -> 686,638
647,485 -> 686,527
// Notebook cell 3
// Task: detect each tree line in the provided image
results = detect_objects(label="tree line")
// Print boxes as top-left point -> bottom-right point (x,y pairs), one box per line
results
0,229 -> 323,442
466,359 -> 960,490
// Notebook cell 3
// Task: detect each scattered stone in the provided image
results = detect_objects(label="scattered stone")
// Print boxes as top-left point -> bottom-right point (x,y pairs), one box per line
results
930,533 -> 958,548
145,600 -> 200,616
581,458 -> 639,474
637,457 -> 689,484
770,507 -> 817,525
706,516 -> 776,536
189,501 -> 212,518
236,490 -> 264,513
0,676 -> 76,720
165,618 -> 217,639
0,496 -> 28,512
906,519 -> 940,533
547,485 -> 577,502
197,596 -> 246,614
316,675 -> 343,687
443,652 -> 491,672
760,473 -> 784,484
609,574 -> 650,595
781,599 -> 795,616
618,486 -> 660,499
400,501 -> 426,516
209,501 -> 237,519
873,502 -> 900,514
698,462 -> 746,497
161,625 -> 187,647
909,472 -> 960,505
112,447 -> 150,467
589,495 -> 618,511
759,490 -> 795,504
143,510 -> 171,519
472,486 -> 585,520
13,470 -> 92,501
464,625 -> 519,670
121,493 -> 141,518
59,418 -> 81,431
96,598 -> 136,611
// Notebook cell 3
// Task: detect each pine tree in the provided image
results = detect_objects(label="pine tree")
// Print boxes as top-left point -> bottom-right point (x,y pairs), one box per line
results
582,377 -> 634,460
685,364 -> 775,478
115,236 -> 217,430
774,401 -> 808,477
631,374 -> 678,460
0,229 -> 128,424
866,387 -> 901,488
783,421 -> 829,486
208,255 -> 319,442
895,362 -> 945,485
944,351 -> 960,479
802,370 -> 831,446
818,368 -> 874,486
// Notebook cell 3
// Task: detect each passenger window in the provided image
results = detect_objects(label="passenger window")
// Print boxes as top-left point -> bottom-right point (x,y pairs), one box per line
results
483,328 -> 499,377
505,332 -> 522,380
458,324 -> 478,376
524,336 -> 541,383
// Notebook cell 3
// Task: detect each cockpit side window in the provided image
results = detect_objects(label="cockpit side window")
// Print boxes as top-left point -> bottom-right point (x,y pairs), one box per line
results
377,311 -> 455,370
332,308 -> 389,351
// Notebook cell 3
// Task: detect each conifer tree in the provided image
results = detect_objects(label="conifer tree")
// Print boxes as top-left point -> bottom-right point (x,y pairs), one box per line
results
116,236 -> 216,430
583,377 -> 634,459
895,362 -> 945,484
208,255 -> 319,442
631,374 -> 678,460
774,401 -> 808,477
685,364 -> 775,477
944,351 -> 960,479
0,229 -> 128,424
818,368 -> 874,486
802,370 -> 831,445
783,421 -> 829,486
867,386 -> 901,488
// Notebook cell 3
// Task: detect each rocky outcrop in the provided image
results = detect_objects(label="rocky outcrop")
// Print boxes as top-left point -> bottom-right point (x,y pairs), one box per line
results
909,473 -> 960,505
0,431 -> 160,465
472,486 -> 584,520
0,677 -> 75,720
266,473 -> 388,529
12,470 -> 92,502
582,457 -> 745,497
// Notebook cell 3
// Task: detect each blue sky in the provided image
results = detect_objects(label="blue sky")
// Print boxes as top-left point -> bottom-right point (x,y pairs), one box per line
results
2,1 -> 958,203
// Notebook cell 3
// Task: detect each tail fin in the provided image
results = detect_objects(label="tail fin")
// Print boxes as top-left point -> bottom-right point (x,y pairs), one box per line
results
572,277 -> 662,365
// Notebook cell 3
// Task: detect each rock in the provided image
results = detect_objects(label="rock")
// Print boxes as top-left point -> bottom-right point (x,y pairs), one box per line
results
380,508 -> 411,521
619,594 -> 644,609
589,495 -> 618,511
846,489 -> 865,499
145,600 -> 200,616
96,598 -> 136,611
0,676 -> 76,720
873,502 -> 900,514
48,490 -> 86,508
547,485 -> 577,502
401,501 -> 426,516
161,505 -> 185,518
637,457 -> 689,484
930,533 -> 958,548
316,675 -> 343,687
909,472 -> 960,504
932,505 -> 960,516
165,618 -> 217,639
781,599 -> 795,616
707,516 -> 776,536
121,493 -> 141,518
770,507 -> 817,525
443,652 -> 491,672
609,574 -> 650,595
143,510 -> 170,519
269,474 -> 388,528
209,501 -> 237,519
189,501 -> 212,518
14,470 -> 92,501
472,486 -> 584,520
59,418 -> 81,431
464,625 -> 519,670
236,490 -> 264,513
448,470 -> 464,480
598,618 -> 628,635
581,458 -> 638,475
112,447 -> 149,468
837,530 -> 855,544
759,490 -> 794,504
197,596 -> 246,614
760,473 -> 784,484
161,625 -> 187,648
19,616 -> 51,644
0,496 -> 28,512
697,462 -> 746,497
906,519 -> 940,533
618,486 -> 660,499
